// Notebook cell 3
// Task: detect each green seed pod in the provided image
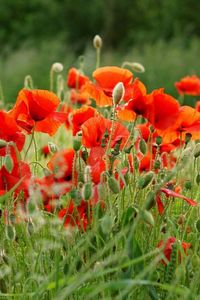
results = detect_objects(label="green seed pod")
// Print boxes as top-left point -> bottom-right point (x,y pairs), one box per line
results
6,224 -> 16,241
0,139 -> 7,148
101,215 -> 113,234
140,210 -> 154,226
194,143 -> 200,158
137,171 -> 154,189
73,136 -> 82,152
83,182 -> 92,200
108,176 -> 120,194
145,191 -> 155,210
184,180 -> 192,190
139,138 -> 147,154
3,154 -> 14,173
155,136 -> 162,146
196,173 -> 200,185
195,219 -> 200,232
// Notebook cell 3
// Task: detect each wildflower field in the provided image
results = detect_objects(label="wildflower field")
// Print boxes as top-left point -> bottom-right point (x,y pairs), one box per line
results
0,35 -> 200,300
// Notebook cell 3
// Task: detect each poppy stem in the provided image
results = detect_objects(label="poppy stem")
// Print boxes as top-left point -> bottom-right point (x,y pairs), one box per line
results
24,125 -> 36,161
96,47 -> 101,69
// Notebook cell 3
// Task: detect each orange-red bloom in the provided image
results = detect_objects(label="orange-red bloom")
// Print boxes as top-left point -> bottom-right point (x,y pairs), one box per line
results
83,66 -> 133,107
71,106 -> 97,136
175,75 -> 200,96
67,68 -> 89,90
9,89 -> 67,136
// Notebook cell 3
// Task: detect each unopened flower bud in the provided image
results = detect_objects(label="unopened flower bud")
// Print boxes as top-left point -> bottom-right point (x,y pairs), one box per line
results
112,82 -> 125,105
101,215 -> 113,234
48,142 -> 58,154
196,173 -> 200,185
93,35 -> 103,49
155,136 -> 162,146
83,182 -> 93,200
73,136 -> 82,152
137,171 -> 154,189
139,138 -> 147,154
6,224 -> 16,241
108,176 -> 120,194
185,133 -> 192,144
145,191 -> 155,210
131,62 -> 145,73
52,62 -> 64,73
140,210 -> 154,226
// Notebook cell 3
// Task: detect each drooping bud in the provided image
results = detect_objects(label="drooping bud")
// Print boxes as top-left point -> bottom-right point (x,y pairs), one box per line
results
52,62 -> 64,73
130,62 -> 145,73
145,191 -> 155,210
6,224 -> 16,241
112,82 -> 125,105
140,210 -> 154,226
93,35 -> 103,49
101,215 -> 113,234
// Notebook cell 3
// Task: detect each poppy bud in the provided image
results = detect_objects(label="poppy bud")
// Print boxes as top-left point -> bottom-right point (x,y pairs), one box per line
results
6,224 -> 16,241
82,182 -> 92,200
137,171 -> 154,189
145,191 -> 155,210
140,210 -> 154,226
112,82 -> 125,105
3,154 -> 14,173
52,62 -> 63,73
139,138 -> 147,154
196,173 -> 200,185
130,62 -> 145,73
93,35 -> 103,49
48,142 -> 58,154
0,139 -> 7,148
108,176 -> 120,194
180,147 -> 192,162
154,160 -> 161,170
194,143 -> 200,158
84,166 -> 91,182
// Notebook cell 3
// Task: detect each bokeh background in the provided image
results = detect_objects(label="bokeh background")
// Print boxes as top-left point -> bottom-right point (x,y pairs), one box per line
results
0,0 -> 200,104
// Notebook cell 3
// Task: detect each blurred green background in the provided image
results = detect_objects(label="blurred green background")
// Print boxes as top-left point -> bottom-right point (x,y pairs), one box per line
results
0,0 -> 200,105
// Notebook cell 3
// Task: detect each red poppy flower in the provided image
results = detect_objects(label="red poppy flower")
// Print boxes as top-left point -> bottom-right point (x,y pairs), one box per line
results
0,159 -> 31,199
58,200 -> 92,231
157,106 -> 200,143
83,66 -> 133,107
0,110 -> 25,156
81,116 -> 129,149
9,89 -> 67,136
157,236 -> 191,265
67,68 -> 89,90
175,75 -> 200,96
69,89 -> 90,105
156,187 -> 198,215
71,106 -> 97,136
87,147 -> 106,184
195,101 -> 200,112
47,149 -> 75,181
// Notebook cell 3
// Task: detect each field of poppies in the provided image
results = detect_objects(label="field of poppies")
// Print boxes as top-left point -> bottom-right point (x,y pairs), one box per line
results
0,35 -> 200,299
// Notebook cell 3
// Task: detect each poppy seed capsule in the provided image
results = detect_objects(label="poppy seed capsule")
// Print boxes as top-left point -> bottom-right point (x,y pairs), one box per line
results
112,82 -> 125,105
93,35 -> 103,49
193,143 -> 200,158
52,62 -> 63,73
